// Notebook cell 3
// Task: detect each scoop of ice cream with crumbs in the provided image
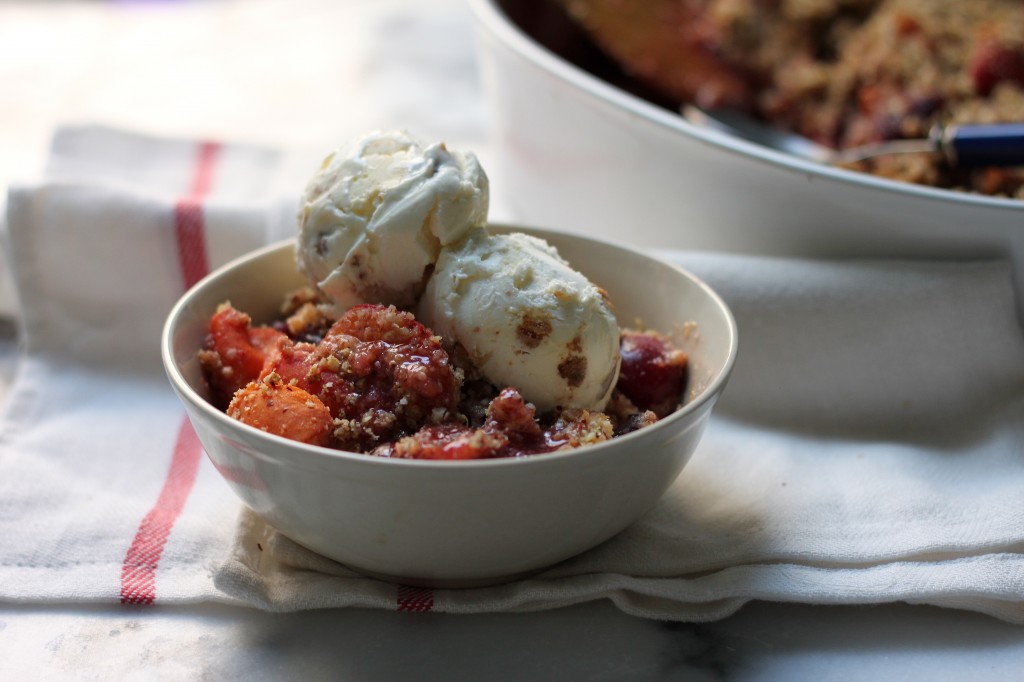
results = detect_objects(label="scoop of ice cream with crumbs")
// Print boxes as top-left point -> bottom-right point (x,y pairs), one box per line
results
296,130 -> 621,413
418,230 -> 621,413
296,130 -> 489,309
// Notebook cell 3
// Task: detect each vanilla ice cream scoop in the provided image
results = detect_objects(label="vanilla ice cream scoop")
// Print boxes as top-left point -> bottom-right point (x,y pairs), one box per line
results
297,130 -> 489,309
419,231 -> 621,413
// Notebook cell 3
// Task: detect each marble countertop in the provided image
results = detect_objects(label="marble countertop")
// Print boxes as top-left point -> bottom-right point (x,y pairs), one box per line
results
3,600 -> 1023,679
1,0 -> 1021,677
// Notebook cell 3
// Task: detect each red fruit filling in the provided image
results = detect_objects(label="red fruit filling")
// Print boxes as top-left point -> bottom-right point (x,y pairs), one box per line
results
616,329 -> 689,418
200,300 -> 688,459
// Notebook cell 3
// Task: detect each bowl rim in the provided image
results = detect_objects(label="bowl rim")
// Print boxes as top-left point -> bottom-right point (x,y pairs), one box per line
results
468,0 -> 1024,214
161,224 -> 739,471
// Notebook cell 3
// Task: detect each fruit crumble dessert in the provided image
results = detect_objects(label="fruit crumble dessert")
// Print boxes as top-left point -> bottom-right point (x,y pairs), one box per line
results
197,131 -> 692,459
199,294 -> 687,459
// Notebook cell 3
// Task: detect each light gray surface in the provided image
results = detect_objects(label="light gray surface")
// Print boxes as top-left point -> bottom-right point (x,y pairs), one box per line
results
3,601 -> 1023,680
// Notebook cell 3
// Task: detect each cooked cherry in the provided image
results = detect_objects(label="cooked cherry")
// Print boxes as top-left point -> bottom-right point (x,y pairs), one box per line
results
617,330 -> 688,418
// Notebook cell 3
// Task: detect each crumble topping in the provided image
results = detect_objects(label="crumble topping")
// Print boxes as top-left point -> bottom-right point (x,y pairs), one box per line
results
200,294 -> 689,459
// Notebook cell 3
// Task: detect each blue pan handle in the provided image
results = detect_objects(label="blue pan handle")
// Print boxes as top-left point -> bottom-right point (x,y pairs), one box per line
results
942,123 -> 1024,168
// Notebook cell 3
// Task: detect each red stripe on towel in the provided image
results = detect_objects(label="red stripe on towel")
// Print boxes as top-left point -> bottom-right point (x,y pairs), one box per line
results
174,201 -> 209,290
174,141 -> 220,290
120,420 -> 204,604
188,141 -> 219,196
397,585 -> 435,612
120,141 -> 220,605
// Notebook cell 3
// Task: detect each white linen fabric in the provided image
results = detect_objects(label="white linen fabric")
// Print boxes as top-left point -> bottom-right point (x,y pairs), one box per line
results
0,126 -> 296,604
1,126 -> 1023,622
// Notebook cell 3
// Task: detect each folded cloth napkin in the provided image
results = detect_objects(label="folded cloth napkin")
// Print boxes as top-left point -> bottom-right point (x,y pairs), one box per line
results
2,127 -> 1023,622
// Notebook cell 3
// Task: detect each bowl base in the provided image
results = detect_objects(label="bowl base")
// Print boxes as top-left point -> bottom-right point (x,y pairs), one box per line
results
343,563 -> 545,589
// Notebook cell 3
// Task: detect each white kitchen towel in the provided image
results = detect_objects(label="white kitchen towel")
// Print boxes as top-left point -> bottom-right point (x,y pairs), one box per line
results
0,126 -> 292,604
2,127 -> 1024,622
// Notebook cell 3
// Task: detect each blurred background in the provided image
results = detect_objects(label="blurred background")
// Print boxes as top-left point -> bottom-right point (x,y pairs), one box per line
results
0,0 -> 490,195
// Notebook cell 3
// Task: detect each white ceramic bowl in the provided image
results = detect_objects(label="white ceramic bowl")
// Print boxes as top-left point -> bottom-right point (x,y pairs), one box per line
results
162,225 -> 737,586
470,0 -> 1024,318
